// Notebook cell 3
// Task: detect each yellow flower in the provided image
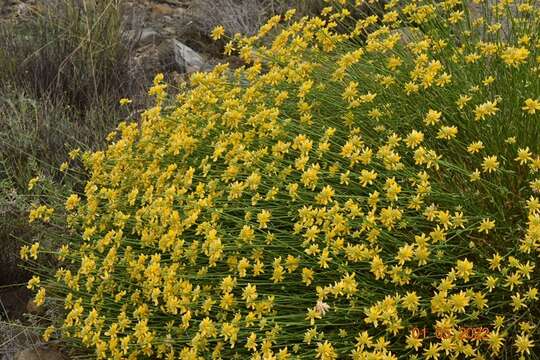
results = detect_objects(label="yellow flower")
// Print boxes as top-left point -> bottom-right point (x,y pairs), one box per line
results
257,210 -> 271,229
237,257 -> 250,278
481,155 -> 499,173
493,315 -> 505,329
306,307 -> 321,326
242,283 -> 258,304
514,334 -> 534,355
284,8 -> 296,21
474,100 -> 499,121
29,242 -> 40,260
405,130 -> 424,148
245,332 -> 257,351
401,291 -> 420,313
456,94 -> 472,109
436,125 -> 458,140
65,194 -> 80,211
423,342 -> 440,360
42,325 -> 55,342
315,185 -> 335,205
404,82 -> 419,95
405,332 -> 423,351
68,148 -> 80,160
315,340 -> 337,360
396,244 -> 414,266
467,141 -> 484,154
301,163 -> 320,190
515,147 -> 532,165
34,287 -> 46,307
27,176 -> 39,191
318,248 -> 332,269
449,291 -> 470,313
223,41 -> 234,55
285,255 -> 299,273
488,253 -> 503,270
486,331 -> 504,353
456,258 -> 474,282
28,205 -> 54,223
211,25 -> 226,40
302,267 -> 314,286
271,257 -> 285,283
469,168 -> 481,182
221,275 -> 236,293
359,169 -> 377,187
511,293 -> 527,311
342,81 -> 358,102
503,136 -> 515,144
239,225 -> 255,243
478,218 -> 495,233
119,98 -> 132,106
220,292 -> 235,310
500,46 -> 529,67
522,98 -> 540,114
370,255 -> 386,280
221,322 -> 239,347
526,287 -> 538,301
482,75 -> 495,86
27,275 -> 40,290
424,109 -> 442,125
19,245 -> 29,261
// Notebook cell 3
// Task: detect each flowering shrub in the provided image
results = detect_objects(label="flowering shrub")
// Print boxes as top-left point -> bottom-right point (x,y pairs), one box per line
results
23,0 -> 540,358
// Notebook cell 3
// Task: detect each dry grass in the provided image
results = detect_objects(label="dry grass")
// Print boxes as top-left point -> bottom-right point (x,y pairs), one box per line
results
188,0 -> 323,37
0,320 -> 39,360
0,0 -> 136,110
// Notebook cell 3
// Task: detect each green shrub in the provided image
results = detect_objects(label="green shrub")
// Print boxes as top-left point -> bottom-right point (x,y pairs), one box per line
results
26,1 -> 540,359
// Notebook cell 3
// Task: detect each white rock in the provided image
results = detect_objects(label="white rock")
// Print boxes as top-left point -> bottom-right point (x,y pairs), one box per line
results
171,39 -> 205,73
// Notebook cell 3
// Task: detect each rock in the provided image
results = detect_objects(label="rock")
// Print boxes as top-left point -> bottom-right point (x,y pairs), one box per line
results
25,298 -> 43,315
156,39 -> 208,74
151,3 -> 174,16
156,39 -> 178,71
162,26 -> 175,36
0,287 -> 31,320
15,348 -> 67,360
173,6 -> 186,17
130,43 -> 161,80
0,0 -> 36,17
130,38 -> 214,82
171,39 -> 207,73
125,27 -> 163,48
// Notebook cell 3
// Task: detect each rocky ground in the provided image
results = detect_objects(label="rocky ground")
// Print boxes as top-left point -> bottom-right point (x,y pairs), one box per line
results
122,0 -> 222,81
1,0 -> 225,84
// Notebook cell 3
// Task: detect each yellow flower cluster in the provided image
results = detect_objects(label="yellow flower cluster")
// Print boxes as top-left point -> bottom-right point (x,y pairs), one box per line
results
26,0 -> 540,359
